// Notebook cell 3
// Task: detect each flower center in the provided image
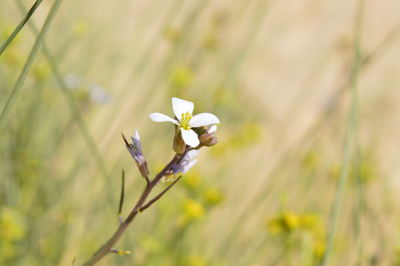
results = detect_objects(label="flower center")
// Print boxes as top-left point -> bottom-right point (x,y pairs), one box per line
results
180,112 -> 192,130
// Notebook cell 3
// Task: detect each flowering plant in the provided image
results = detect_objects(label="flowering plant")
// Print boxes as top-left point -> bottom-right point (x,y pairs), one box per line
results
82,97 -> 220,265
149,97 -> 219,150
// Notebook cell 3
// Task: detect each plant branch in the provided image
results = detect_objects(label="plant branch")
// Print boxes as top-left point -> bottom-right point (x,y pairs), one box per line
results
81,151 -> 187,266
118,170 -> 125,216
139,175 -> 182,213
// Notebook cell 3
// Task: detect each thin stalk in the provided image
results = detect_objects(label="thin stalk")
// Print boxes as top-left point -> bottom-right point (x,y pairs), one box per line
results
353,149 -> 364,266
138,175 -> 182,213
118,170 -> 126,216
320,0 -> 364,265
0,0 -> 62,136
352,2 -> 365,265
0,0 -> 43,56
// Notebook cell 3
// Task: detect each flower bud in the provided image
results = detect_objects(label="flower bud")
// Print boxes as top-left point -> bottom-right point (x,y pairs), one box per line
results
173,128 -> 187,154
199,133 -> 218,147
122,131 -> 150,178
196,125 -> 218,147
136,156 -> 150,179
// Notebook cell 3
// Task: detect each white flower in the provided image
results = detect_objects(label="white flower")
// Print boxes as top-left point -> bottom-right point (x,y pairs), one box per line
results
149,97 -> 220,148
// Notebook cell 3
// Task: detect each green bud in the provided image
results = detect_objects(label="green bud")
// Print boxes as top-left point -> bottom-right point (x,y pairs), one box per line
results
173,129 -> 187,154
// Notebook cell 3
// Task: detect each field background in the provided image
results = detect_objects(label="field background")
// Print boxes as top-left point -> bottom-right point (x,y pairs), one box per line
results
1,0 -> 400,265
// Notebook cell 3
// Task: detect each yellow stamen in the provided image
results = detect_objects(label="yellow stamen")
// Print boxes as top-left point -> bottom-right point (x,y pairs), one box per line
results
180,112 -> 192,130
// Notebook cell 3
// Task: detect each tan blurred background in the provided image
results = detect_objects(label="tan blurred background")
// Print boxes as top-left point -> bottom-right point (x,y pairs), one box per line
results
1,0 -> 400,265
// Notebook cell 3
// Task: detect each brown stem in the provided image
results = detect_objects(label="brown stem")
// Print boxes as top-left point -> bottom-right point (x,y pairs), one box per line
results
81,152 -> 186,266
139,175 -> 182,213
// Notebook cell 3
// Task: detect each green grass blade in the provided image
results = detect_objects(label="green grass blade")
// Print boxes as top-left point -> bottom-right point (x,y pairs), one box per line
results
320,0 -> 365,265
0,0 -> 43,56
0,0 -> 62,136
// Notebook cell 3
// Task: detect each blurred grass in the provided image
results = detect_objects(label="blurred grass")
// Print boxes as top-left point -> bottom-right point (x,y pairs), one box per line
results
14,0 -> 115,207
0,0 -> 60,135
320,0 -> 364,264
0,0 -> 43,56
1,0 -> 400,265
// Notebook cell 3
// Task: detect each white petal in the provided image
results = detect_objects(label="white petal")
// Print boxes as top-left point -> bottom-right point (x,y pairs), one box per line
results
180,128 -> 200,148
133,129 -> 141,140
185,149 -> 199,159
182,159 -> 197,174
149,113 -> 178,124
172,97 -> 194,119
189,113 -> 220,127
208,125 -> 218,134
